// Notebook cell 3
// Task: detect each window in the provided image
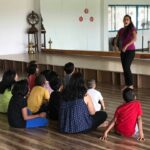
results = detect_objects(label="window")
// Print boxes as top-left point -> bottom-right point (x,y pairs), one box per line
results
108,5 -> 150,32
148,7 -> 150,24
115,6 -> 125,30
138,6 -> 148,29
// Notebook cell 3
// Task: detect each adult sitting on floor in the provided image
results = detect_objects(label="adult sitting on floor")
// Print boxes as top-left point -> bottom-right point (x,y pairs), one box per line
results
59,72 -> 107,133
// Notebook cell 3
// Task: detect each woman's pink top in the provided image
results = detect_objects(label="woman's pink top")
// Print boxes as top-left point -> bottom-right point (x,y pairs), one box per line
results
118,27 -> 136,51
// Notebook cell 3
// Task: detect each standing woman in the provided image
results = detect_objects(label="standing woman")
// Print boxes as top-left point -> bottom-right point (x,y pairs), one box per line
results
115,15 -> 137,89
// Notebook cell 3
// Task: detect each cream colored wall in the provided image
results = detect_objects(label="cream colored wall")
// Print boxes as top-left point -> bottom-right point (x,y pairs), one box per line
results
0,0 -> 40,55
40,0 -> 102,51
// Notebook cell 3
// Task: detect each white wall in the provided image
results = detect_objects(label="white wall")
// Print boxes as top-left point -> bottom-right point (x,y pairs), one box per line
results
0,0 -> 40,55
41,0 -> 101,51
106,0 -> 150,49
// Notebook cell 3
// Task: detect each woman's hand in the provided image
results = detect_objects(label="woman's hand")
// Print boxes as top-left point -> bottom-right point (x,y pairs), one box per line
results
122,45 -> 128,52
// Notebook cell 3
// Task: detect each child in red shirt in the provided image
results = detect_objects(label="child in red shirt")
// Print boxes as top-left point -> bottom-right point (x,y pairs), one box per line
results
100,88 -> 144,141
27,61 -> 39,91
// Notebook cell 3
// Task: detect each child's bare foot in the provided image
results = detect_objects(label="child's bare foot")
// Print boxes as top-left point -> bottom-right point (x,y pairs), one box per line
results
99,121 -> 109,128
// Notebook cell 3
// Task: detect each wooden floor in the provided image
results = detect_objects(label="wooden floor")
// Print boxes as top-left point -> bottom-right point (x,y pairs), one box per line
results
0,84 -> 150,150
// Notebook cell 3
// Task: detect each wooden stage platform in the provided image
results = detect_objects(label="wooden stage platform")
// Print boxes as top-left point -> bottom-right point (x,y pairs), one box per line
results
0,51 -> 150,149
0,50 -> 150,88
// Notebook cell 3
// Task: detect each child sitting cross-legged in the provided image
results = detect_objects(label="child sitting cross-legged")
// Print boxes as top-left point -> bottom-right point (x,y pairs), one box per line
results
0,70 -> 18,113
100,88 -> 144,141
27,74 -> 50,114
63,62 -> 75,87
47,77 -> 63,120
87,79 -> 105,111
27,61 -> 39,91
8,80 -> 48,128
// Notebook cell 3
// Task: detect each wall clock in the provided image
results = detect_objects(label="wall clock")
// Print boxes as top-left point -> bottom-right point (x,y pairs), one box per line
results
27,11 -> 39,26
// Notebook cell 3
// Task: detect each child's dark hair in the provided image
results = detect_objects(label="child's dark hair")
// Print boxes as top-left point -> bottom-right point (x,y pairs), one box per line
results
27,64 -> 38,75
35,74 -> 46,86
48,71 -> 59,85
12,80 -> 28,97
87,79 -> 96,89
0,70 -> 17,94
29,60 -> 37,65
41,70 -> 51,81
64,62 -> 74,74
123,88 -> 135,102
50,77 -> 62,91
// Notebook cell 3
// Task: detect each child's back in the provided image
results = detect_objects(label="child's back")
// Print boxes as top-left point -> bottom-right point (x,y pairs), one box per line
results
87,79 -> 105,111
27,61 -> 39,91
0,89 -> 12,113
0,70 -> 18,113
63,62 -> 75,87
100,88 -> 144,141
87,88 -> 103,111
28,86 -> 50,113
48,91 -> 61,120
114,99 -> 142,137
27,75 -> 50,113
8,93 -> 27,128
48,77 -> 62,120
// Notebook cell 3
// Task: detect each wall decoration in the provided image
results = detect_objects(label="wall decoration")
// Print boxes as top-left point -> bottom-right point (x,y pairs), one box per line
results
79,16 -> 84,22
84,8 -> 89,14
89,16 -> 94,22
27,11 -> 39,53
78,0 -> 95,23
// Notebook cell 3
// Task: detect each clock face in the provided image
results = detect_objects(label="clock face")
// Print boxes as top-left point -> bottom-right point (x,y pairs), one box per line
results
27,11 -> 39,25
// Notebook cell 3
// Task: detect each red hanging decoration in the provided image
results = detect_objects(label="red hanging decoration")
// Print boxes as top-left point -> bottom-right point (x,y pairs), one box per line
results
89,16 -> 94,22
79,16 -> 83,22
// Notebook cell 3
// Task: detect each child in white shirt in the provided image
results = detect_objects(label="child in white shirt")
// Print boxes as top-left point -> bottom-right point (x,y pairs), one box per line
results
87,79 -> 105,111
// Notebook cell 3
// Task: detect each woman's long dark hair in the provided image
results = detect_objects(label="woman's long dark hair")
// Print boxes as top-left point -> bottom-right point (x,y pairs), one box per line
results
0,70 -> 17,94
62,72 -> 87,101
122,15 -> 135,39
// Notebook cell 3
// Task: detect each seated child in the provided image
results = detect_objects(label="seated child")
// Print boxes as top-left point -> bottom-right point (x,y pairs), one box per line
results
0,70 -> 18,113
63,62 -> 75,87
28,75 -> 50,114
48,77 -> 63,120
8,80 -> 48,128
100,88 -> 144,141
41,70 -> 53,94
87,79 -> 105,111
27,61 -> 39,91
